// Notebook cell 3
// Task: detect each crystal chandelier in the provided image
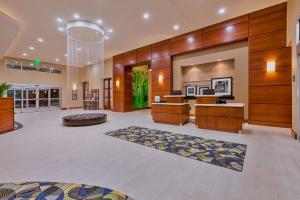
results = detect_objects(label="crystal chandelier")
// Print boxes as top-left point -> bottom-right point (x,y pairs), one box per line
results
66,20 -> 104,109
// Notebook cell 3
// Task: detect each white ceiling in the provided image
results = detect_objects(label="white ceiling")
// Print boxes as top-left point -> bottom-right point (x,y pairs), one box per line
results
0,0 -> 285,64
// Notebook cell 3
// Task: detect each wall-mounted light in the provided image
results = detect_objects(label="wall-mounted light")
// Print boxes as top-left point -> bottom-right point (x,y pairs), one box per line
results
267,61 -> 276,72
158,74 -> 164,84
116,79 -> 120,88
72,83 -> 77,90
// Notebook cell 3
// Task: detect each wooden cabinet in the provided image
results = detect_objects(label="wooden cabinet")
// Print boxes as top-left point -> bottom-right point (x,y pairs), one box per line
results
196,96 -> 218,104
195,104 -> 244,133
0,98 -> 14,134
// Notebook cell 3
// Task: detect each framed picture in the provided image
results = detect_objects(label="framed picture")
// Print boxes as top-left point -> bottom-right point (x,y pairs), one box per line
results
198,87 -> 209,95
211,77 -> 233,96
186,86 -> 196,97
72,90 -> 77,100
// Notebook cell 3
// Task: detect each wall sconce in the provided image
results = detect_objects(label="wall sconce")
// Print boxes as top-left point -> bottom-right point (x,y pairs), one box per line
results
267,61 -> 276,72
72,83 -> 77,90
116,79 -> 120,88
158,74 -> 164,84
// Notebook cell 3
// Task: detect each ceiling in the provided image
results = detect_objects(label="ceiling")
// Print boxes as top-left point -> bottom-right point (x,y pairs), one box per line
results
0,0 -> 285,65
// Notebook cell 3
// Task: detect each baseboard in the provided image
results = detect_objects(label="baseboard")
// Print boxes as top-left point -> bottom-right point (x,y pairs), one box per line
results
291,129 -> 297,140
248,120 -> 292,128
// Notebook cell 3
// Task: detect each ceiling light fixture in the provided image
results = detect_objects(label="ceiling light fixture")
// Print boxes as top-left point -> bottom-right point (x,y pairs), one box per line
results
56,17 -> 63,23
29,46 -> 35,50
73,13 -> 80,19
37,38 -> 44,42
104,35 -> 109,40
108,28 -> 114,33
218,7 -> 226,15
58,27 -> 64,32
143,12 -> 150,20
187,37 -> 194,43
173,24 -> 180,30
22,53 -> 28,56
65,54 -> 68,57
97,19 -> 103,24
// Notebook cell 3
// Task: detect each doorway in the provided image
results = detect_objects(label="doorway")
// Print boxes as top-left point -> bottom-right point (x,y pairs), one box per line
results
103,78 -> 112,110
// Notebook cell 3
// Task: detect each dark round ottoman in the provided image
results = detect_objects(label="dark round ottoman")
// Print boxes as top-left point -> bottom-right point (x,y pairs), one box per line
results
63,113 -> 107,126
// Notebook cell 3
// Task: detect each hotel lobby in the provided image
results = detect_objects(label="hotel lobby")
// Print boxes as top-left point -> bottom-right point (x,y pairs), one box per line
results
0,0 -> 300,199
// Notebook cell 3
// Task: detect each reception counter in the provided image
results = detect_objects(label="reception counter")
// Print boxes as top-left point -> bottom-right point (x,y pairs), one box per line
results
0,98 -> 14,134
151,102 -> 190,126
195,103 -> 244,133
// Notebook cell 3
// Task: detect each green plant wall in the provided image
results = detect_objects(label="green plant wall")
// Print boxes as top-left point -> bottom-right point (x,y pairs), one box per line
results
132,68 -> 148,109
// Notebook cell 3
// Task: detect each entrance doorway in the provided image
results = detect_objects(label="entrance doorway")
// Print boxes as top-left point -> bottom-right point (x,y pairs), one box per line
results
103,78 -> 112,110
7,84 -> 62,112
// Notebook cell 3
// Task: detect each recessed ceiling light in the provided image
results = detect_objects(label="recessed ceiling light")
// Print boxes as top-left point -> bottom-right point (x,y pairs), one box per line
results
104,36 -> 109,40
22,53 -> 28,57
187,37 -> 194,43
218,7 -> 226,15
97,19 -> 103,24
73,13 -> 80,19
108,28 -> 114,33
64,54 -> 68,57
173,24 -> 180,30
58,27 -> 64,32
55,58 -> 59,62
143,12 -> 150,20
37,38 -> 44,42
56,17 -> 63,23
29,46 -> 35,50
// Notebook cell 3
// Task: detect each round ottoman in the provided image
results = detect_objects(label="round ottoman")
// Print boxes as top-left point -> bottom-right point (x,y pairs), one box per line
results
63,113 -> 107,126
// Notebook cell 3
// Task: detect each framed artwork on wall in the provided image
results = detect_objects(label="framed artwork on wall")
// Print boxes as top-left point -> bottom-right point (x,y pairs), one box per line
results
198,87 -> 209,95
186,86 -> 196,97
211,77 -> 233,96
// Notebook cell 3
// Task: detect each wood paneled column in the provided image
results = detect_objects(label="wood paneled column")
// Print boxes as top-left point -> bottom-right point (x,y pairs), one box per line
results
248,3 -> 292,128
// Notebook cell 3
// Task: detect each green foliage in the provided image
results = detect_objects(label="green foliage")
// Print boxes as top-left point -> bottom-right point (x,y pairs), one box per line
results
132,69 -> 148,109
0,82 -> 12,97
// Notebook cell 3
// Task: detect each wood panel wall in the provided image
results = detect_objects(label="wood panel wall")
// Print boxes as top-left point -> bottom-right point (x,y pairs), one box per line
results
248,3 -> 292,128
112,2 -> 292,128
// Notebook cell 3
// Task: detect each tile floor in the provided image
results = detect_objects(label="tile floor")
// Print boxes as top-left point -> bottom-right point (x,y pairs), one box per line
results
0,109 -> 299,200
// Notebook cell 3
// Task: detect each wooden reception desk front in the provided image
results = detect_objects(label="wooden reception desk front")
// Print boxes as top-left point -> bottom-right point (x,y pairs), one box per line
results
195,103 -> 244,133
151,95 -> 189,125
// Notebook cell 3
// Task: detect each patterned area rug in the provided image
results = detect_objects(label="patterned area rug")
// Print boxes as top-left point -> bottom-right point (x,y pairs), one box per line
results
0,182 -> 133,200
106,126 -> 247,172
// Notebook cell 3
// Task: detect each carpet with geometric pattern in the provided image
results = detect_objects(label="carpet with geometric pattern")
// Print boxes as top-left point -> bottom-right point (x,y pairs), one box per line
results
0,182 -> 133,200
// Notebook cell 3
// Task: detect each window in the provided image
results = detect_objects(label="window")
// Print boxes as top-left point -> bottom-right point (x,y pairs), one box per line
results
5,59 -> 62,74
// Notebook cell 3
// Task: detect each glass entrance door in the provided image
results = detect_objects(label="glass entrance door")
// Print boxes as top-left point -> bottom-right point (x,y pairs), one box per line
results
8,85 -> 62,113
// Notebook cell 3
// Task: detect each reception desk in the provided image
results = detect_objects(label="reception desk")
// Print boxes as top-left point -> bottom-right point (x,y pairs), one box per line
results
151,103 -> 190,126
0,98 -> 14,134
195,103 -> 244,133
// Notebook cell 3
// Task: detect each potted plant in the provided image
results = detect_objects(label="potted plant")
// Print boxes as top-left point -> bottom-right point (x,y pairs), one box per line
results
0,82 -> 12,97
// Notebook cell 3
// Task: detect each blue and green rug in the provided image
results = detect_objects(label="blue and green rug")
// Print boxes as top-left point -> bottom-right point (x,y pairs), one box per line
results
106,126 -> 247,172
0,182 -> 133,200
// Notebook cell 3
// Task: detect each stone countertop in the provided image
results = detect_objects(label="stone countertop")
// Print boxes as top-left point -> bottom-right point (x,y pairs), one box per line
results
152,102 -> 190,106
194,103 -> 244,107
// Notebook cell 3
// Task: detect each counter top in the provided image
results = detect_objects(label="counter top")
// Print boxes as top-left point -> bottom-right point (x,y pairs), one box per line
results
163,95 -> 186,98
195,95 -> 220,97
195,103 -> 244,107
152,102 -> 189,106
